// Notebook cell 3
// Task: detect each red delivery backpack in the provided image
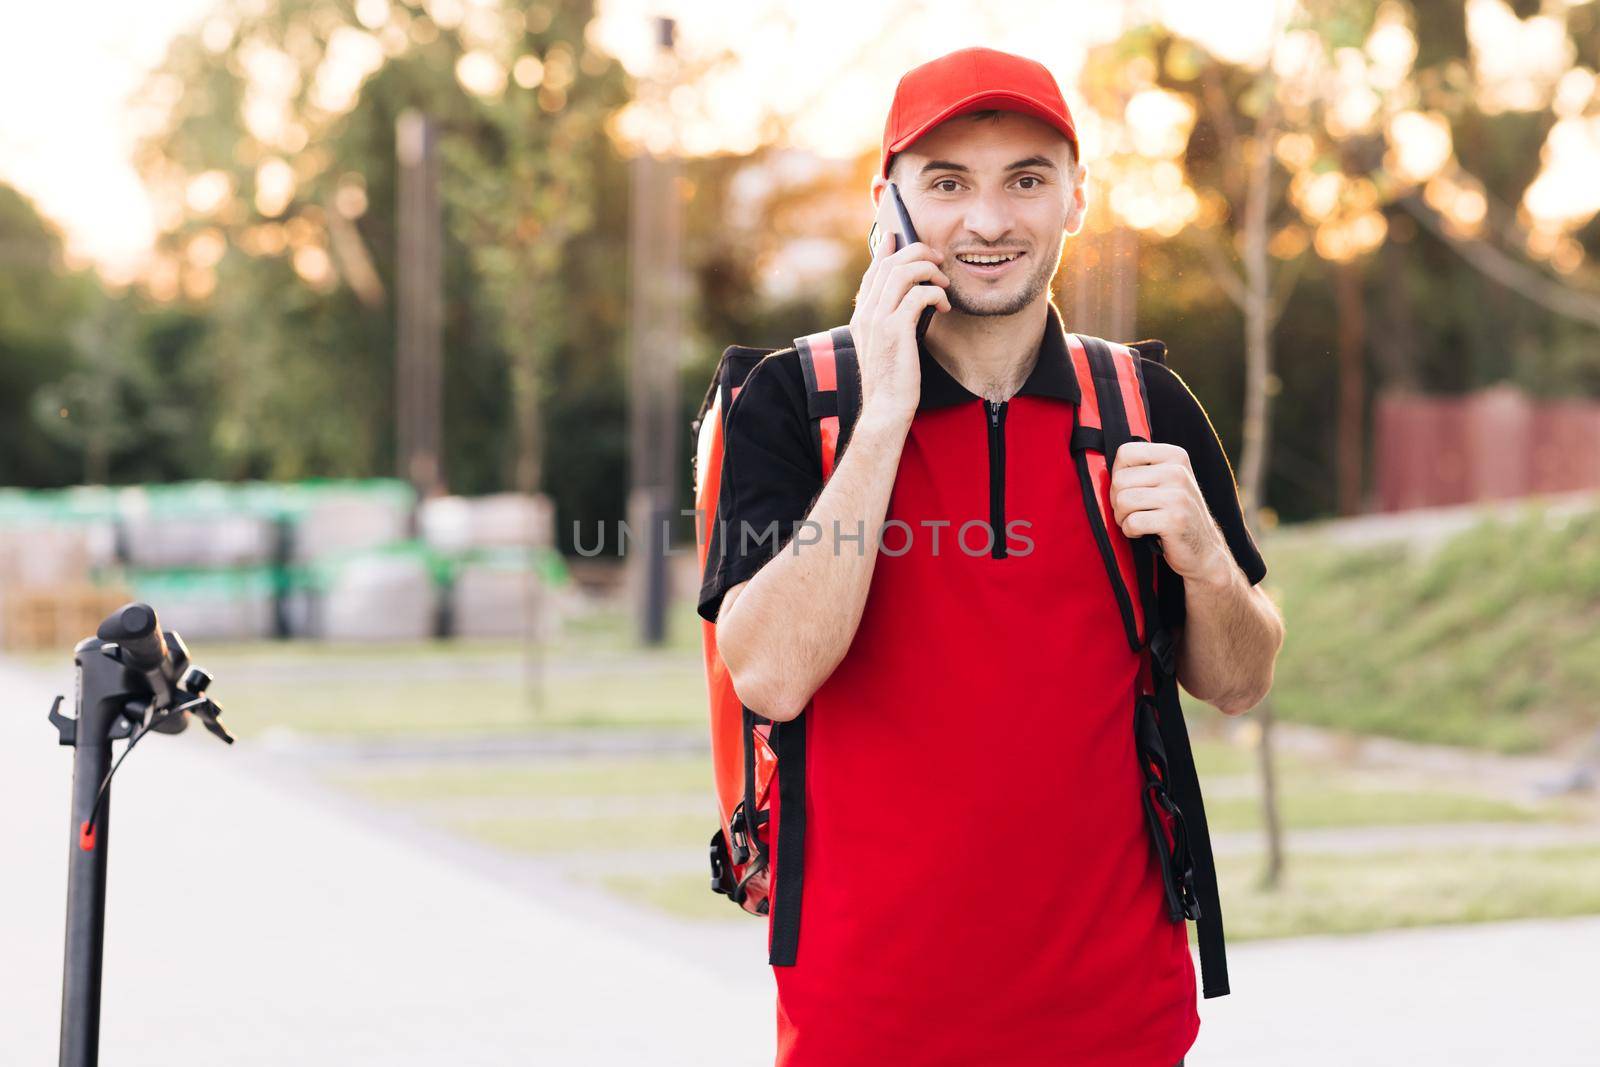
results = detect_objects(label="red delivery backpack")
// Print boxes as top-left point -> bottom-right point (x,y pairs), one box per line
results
691,325 -> 1230,998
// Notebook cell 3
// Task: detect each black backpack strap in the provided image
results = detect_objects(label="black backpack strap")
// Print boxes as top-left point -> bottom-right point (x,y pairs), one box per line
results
764,326 -> 856,968
1074,333 -> 1231,999
767,714 -> 808,966
835,334 -> 862,456
1152,666 -> 1228,997
730,704 -> 769,878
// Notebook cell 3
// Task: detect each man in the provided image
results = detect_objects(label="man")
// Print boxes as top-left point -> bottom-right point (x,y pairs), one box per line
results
697,47 -> 1284,1067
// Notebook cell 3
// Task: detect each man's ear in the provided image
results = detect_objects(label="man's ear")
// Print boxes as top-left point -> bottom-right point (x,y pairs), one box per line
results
870,173 -> 886,211
1063,162 -> 1088,237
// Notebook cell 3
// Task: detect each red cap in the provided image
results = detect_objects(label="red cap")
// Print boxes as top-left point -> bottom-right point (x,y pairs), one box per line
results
881,48 -> 1079,179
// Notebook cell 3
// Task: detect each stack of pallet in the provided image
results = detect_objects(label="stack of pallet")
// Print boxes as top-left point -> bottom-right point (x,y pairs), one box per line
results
117,483 -> 282,642
0,524 -> 127,651
116,480 -> 417,642
0,481 -> 575,647
419,493 -> 560,640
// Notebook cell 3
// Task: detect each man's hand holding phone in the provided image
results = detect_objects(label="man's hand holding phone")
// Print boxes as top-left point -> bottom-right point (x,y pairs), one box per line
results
718,190 -> 947,724
850,232 -> 950,432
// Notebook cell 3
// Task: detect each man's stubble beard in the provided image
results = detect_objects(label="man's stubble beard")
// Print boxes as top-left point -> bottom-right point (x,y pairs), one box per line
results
945,232 -> 1065,319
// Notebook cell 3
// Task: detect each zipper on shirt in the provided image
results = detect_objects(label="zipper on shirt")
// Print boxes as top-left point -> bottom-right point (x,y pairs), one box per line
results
986,399 -> 1008,559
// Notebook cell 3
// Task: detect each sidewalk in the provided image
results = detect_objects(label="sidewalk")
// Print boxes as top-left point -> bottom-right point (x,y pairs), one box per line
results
1,658 -> 774,1066
4,655 -> 1596,1065
1190,917 -> 1593,1064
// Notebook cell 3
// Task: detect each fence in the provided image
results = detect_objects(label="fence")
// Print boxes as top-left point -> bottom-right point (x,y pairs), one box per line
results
1373,385 -> 1600,512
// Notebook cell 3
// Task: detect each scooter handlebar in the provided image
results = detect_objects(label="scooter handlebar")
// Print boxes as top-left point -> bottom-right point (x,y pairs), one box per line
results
97,603 -> 170,674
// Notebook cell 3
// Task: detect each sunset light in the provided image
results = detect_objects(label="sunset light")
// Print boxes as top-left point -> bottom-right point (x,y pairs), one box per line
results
4,0 -> 1598,283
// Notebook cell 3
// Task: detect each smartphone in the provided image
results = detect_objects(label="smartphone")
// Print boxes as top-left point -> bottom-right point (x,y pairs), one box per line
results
868,181 -> 938,342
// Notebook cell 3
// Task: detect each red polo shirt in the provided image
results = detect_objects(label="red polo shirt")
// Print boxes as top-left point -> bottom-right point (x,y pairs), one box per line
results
699,303 -> 1265,1066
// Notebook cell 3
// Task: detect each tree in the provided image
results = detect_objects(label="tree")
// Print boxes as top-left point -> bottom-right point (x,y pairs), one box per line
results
130,0 -> 630,499
1091,0 -> 1600,887
0,184 -> 107,486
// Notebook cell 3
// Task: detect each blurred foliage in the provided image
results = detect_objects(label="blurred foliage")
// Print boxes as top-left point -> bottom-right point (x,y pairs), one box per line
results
1,0 -> 1599,536
0,187 -> 101,486
129,0 -> 633,526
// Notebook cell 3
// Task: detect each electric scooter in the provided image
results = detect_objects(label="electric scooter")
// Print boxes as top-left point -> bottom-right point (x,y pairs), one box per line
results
46,602 -> 231,1067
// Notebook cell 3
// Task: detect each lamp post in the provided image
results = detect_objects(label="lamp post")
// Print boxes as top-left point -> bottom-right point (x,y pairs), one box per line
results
396,108 -> 445,501
628,16 -> 684,646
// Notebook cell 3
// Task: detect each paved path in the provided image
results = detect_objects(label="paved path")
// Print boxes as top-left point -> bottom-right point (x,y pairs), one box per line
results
1,659 -> 773,1066
1190,917 -> 1595,1065
1268,488 -> 1600,555
5,657 -> 1597,1065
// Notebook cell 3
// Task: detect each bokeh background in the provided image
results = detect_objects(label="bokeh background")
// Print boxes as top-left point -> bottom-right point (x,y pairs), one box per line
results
3,0 -> 1599,1063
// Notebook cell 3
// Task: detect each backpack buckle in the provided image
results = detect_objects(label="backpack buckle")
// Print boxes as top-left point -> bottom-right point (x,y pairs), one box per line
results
728,804 -> 752,865
709,829 -> 738,899
1149,626 -> 1177,680
1181,877 -> 1203,922
1176,851 -> 1202,922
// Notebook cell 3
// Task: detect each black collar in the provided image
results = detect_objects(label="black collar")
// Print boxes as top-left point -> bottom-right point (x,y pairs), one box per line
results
916,302 -> 1082,410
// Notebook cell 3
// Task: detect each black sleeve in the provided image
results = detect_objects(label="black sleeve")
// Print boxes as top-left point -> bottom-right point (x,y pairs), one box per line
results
1140,357 -> 1267,634
695,350 -> 823,624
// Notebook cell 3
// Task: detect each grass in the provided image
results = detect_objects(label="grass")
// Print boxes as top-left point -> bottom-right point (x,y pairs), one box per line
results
333,757 -> 713,800
177,601 -> 712,737
595,845 -> 1600,939
331,740 -> 1263,802
1189,736 -> 1283,777
602,873 -> 737,921
219,664 -> 708,736
1213,845 -> 1600,941
1263,500 -> 1600,752
318,728 -> 1600,941
432,784 -> 1555,868
328,740 -> 1567,854
1203,786 -> 1550,833
329,731 -> 1559,825
456,811 -> 710,854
